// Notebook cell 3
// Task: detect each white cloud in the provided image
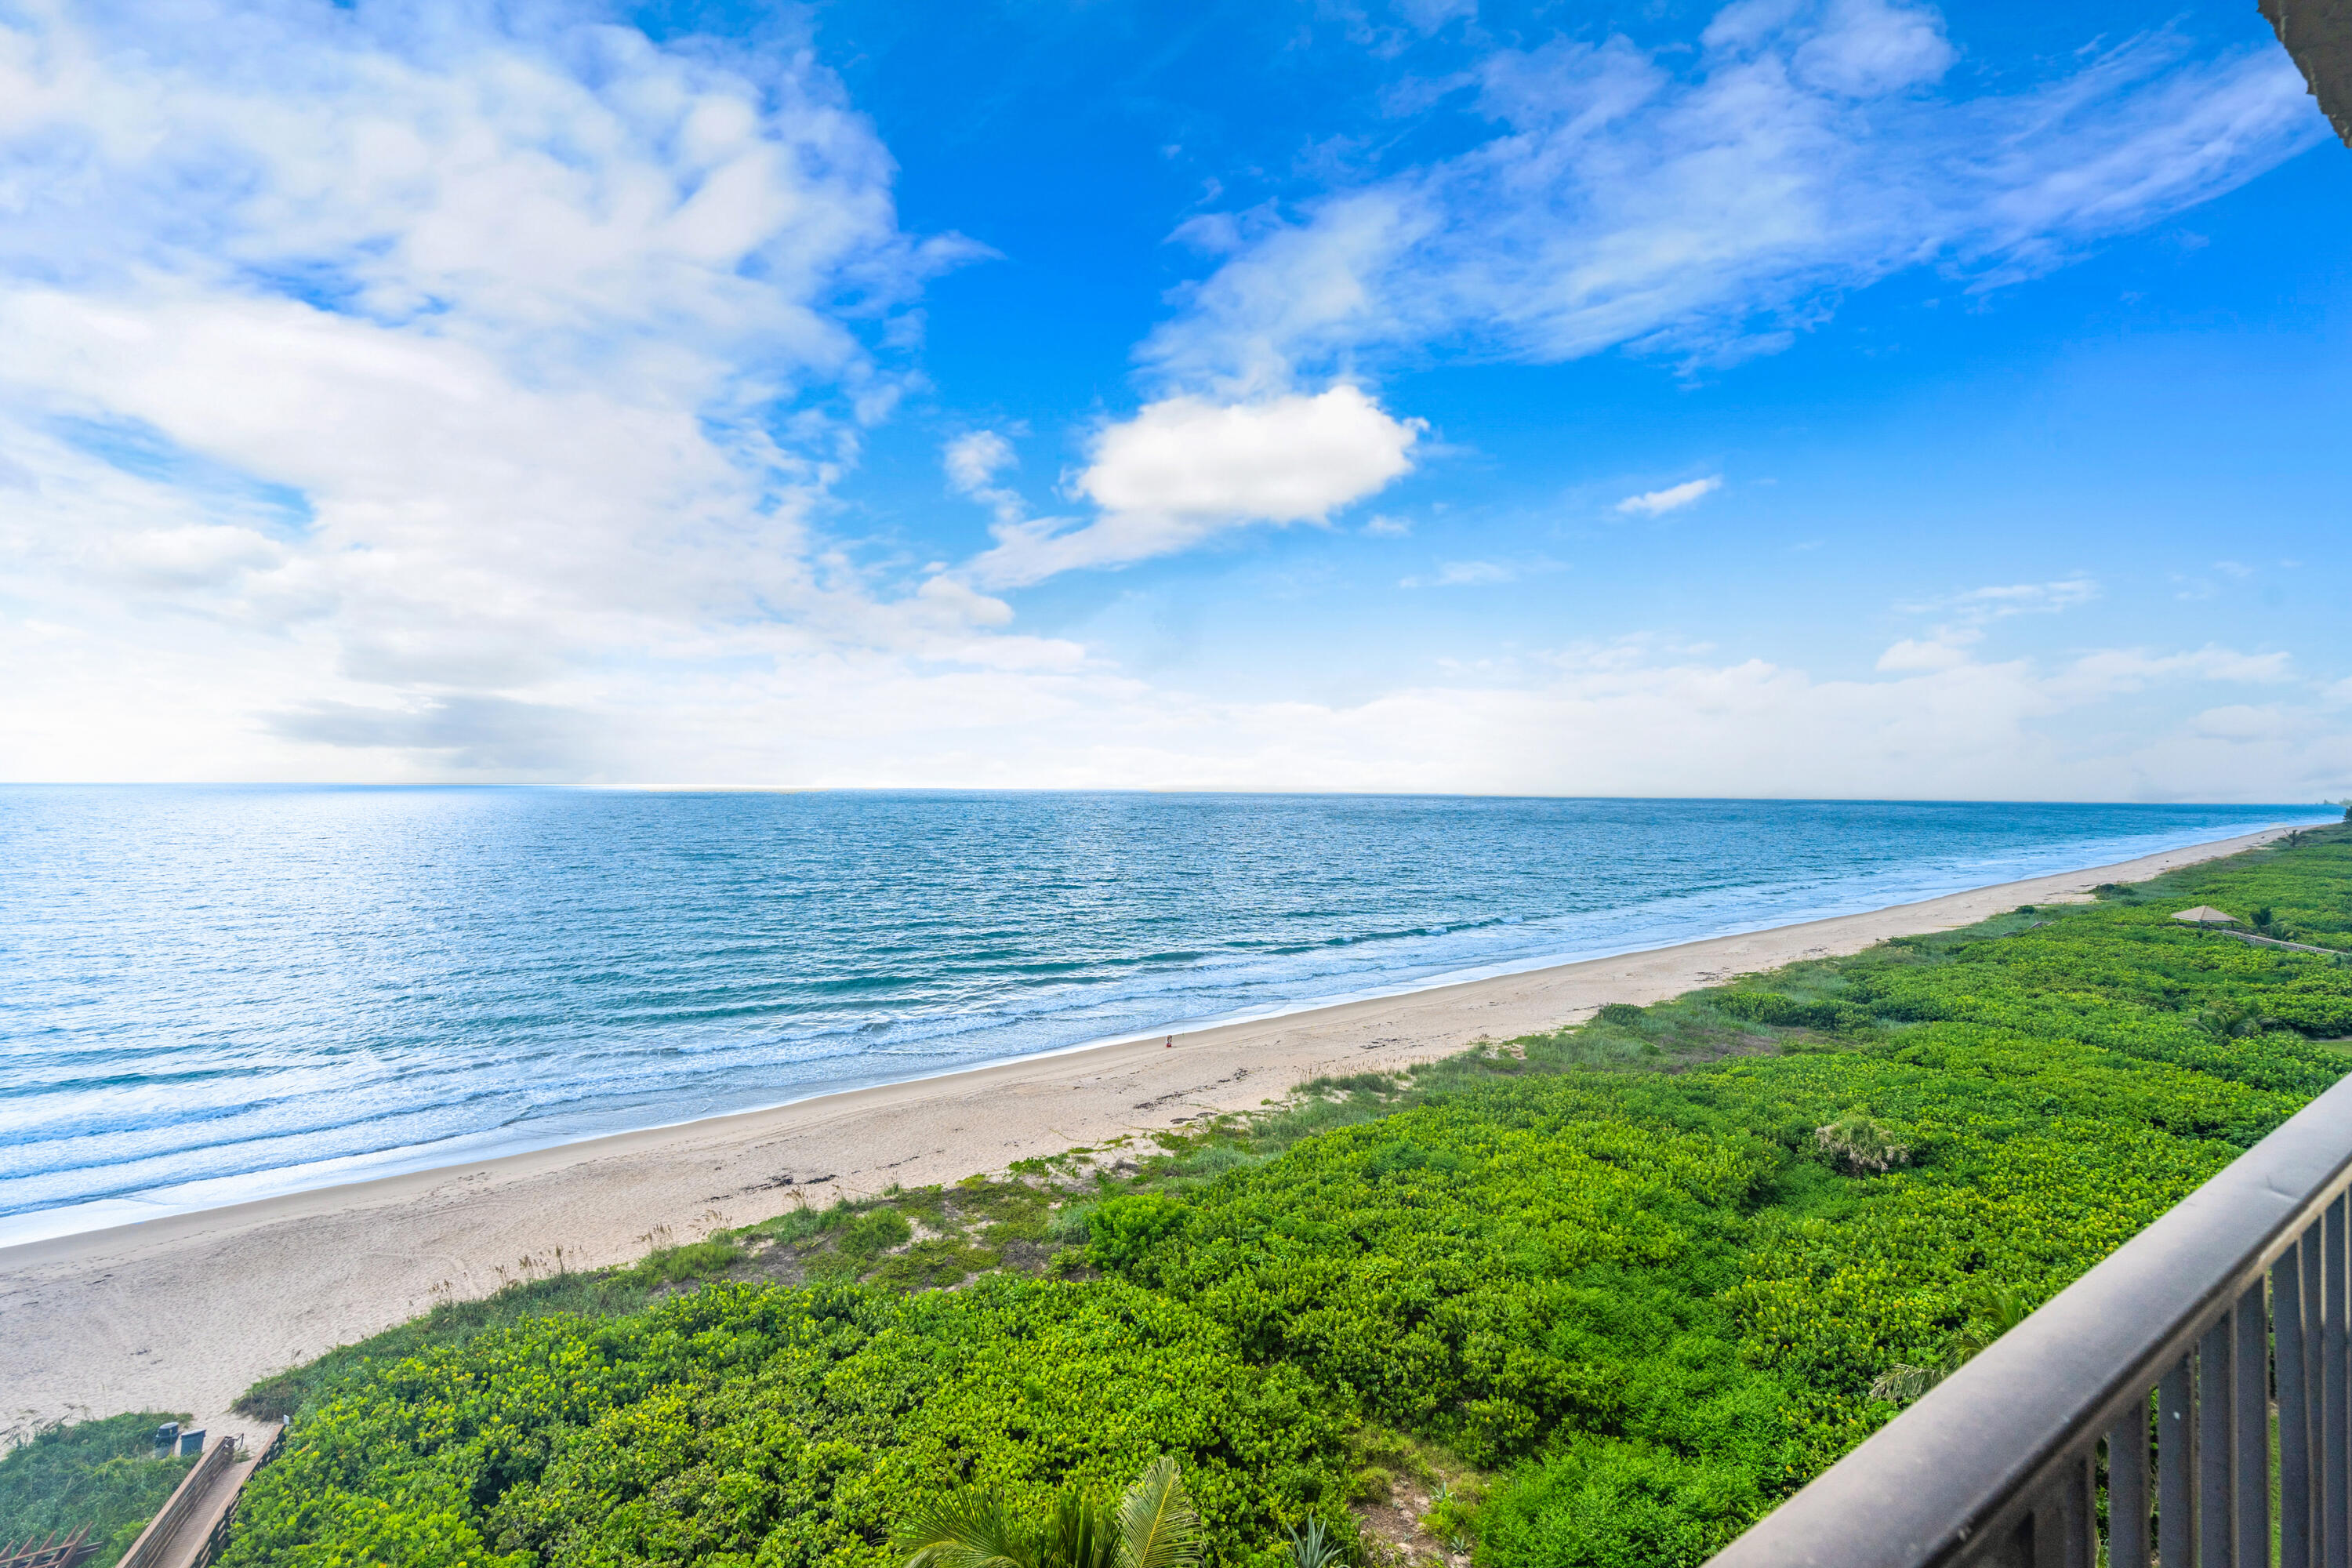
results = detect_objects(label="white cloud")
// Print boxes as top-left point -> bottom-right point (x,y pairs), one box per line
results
1898,577 -> 2100,631
586,635 -> 2337,804
1875,637 -> 1971,673
2190,704 -> 2288,742
0,0 -> 2339,798
944,429 -> 1026,530
1142,4 -> 2326,388
1363,514 -> 1413,536
0,0 -> 1033,779
1617,476 -> 1722,516
1951,577 -> 2102,615
968,386 -> 1422,586
2053,646 -> 2294,698
1403,560 -> 1516,588
946,431 -> 1017,495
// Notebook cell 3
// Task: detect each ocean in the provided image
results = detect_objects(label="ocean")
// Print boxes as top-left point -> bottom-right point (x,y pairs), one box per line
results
0,789 -> 2332,1246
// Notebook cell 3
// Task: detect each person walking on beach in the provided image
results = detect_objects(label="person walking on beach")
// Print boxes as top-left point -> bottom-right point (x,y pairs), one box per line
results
1165,1035 -> 1173,1049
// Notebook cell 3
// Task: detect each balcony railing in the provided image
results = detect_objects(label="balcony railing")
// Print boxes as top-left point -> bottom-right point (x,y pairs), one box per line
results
1707,1069 -> 2352,1568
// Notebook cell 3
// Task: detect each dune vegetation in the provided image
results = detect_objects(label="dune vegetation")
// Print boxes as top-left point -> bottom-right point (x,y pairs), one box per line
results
0,1412 -> 197,1567
140,826 -> 2352,1566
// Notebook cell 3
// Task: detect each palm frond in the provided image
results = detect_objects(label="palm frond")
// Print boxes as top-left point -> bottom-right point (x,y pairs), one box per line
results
1872,1291 -> 2044,1405
1114,1456 -> 1203,1568
1043,1489 -> 1120,1568
897,1490 -> 1037,1568
1867,1362 -> 1939,1404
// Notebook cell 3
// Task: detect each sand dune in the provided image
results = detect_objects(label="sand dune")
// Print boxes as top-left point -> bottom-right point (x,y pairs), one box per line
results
0,826 -> 2298,1446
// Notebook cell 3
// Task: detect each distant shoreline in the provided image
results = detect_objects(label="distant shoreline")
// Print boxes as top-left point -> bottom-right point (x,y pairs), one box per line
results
0,821 -> 2311,1449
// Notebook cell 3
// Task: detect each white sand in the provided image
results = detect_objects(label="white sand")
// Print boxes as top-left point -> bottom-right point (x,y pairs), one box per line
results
0,826 -> 2299,1445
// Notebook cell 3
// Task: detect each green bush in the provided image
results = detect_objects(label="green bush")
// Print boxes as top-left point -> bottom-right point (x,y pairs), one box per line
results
0,1413 -> 197,1568
221,1279 -> 1342,1568
215,826 -> 2352,1568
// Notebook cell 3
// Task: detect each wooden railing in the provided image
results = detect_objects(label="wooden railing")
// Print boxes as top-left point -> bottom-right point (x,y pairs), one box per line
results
114,1436 -> 238,1568
191,1427 -> 284,1568
0,1523 -> 97,1568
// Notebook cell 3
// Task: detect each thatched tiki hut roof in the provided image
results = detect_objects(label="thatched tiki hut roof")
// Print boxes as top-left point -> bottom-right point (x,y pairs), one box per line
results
2172,906 -> 2241,925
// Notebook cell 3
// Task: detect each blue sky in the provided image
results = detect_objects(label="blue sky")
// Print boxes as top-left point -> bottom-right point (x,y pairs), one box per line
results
0,0 -> 2345,797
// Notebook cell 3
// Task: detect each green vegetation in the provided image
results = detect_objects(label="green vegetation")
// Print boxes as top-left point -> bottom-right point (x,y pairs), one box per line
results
195,826 -> 2352,1567
0,1412 -> 196,1566
896,1453 -> 1202,1568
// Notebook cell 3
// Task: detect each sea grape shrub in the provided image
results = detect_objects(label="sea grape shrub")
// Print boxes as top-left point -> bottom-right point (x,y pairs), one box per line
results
1851,913 -> 2350,1100
1084,1084 -> 1802,1534
1716,1023 -> 2297,1476
221,826 -> 2352,1568
2164,833 -> 2352,950
1083,1194 -> 1192,1281
220,1279 -> 1341,1568
1475,1436 -> 1761,1568
2265,991 -> 2352,1037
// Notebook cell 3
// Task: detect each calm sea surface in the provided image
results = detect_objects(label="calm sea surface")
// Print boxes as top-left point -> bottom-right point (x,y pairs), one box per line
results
0,789 -> 2332,1244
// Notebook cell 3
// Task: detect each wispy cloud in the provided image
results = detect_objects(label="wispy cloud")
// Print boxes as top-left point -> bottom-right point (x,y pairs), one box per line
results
1617,477 -> 1722,516
1403,560 -> 1515,587
945,430 -> 1026,527
1142,2 -> 2325,390
1900,577 -> 2101,621
1951,578 -> 2102,618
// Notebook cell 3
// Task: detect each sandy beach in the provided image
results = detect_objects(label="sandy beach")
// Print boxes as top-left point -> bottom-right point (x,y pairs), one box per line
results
0,824 -> 2302,1445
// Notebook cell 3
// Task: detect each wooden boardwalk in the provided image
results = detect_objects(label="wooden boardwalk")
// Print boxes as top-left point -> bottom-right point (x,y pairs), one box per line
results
114,1433 -> 272,1568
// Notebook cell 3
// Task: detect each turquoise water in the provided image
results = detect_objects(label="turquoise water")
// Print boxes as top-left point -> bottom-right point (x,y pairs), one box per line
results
0,789 -> 2330,1245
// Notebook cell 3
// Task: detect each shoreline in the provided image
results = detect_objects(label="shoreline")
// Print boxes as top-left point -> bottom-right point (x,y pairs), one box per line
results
0,822 -> 2305,1444
4,818 -> 2307,1254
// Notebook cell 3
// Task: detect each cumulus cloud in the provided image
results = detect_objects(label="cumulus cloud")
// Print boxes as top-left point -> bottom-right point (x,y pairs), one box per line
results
1142,2 -> 2327,387
0,0 -> 2336,795
1617,477 -> 1722,516
0,0 -> 1028,780
968,386 -> 1422,586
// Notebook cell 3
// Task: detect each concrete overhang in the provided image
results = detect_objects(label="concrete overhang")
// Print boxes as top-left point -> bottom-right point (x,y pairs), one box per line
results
2263,0 -> 2352,146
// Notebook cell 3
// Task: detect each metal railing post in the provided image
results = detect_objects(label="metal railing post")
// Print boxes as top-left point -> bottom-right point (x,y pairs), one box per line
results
2286,1241 -> 2324,1568
2238,1281 -> 2272,1568
2108,1402 -> 2151,1568
2161,1353 -> 2195,1567
2200,1316 -> 2233,1565
2327,1195 -> 2348,1568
